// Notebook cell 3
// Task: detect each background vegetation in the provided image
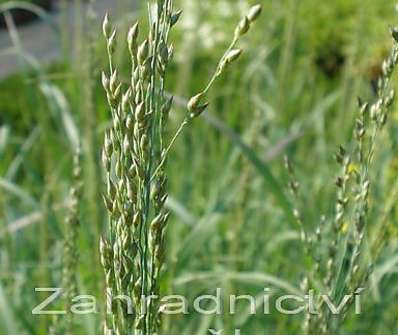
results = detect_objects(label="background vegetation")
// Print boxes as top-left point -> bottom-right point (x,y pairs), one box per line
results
1,0 -> 398,334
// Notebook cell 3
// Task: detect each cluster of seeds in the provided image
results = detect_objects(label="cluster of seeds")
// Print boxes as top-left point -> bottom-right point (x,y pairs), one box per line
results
288,29 -> 398,335
100,2 -> 176,333
99,1 -> 262,334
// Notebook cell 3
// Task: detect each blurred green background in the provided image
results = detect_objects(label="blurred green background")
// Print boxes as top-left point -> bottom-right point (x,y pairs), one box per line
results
1,0 -> 398,334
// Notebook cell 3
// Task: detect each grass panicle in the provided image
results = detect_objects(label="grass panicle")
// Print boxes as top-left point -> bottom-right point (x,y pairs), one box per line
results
99,2 -> 262,334
290,29 -> 398,335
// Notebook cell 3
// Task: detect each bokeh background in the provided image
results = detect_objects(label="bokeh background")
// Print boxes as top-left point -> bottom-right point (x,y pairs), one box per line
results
1,0 -> 398,334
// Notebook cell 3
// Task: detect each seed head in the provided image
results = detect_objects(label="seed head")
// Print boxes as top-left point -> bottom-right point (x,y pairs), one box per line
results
189,103 -> 209,119
112,84 -> 122,102
128,24 -> 139,56
110,69 -> 118,93
101,72 -> 109,92
187,92 -> 204,112
121,89 -> 131,112
247,4 -> 263,23
138,39 -> 149,64
226,49 -> 243,64
102,13 -> 112,39
235,16 -> 250,38
170,10 -> 183,27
